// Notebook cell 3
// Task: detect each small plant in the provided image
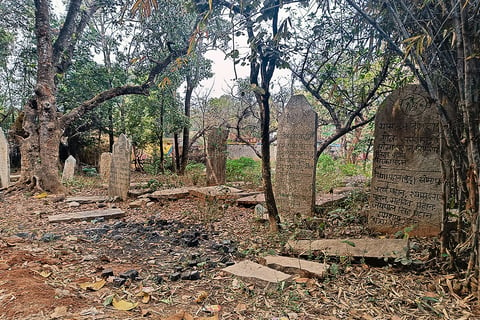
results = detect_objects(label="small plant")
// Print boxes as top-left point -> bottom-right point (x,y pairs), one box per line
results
226,157 -> 261,186
185,162 -> 206,185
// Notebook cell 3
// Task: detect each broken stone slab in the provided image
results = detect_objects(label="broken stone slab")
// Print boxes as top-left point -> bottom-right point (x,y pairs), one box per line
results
286,238 -> 408,259
315,193 -> 346,207
222,260 -> 291,286
261,255 -> 328,279
236,193 -> 265,206
128,198 -> 150,208
129,182 -> 149,189
190,185 -> 243,201
65,196 -> 109,204
48,208 -> 124,223
236,192 -> 347,208
128,188 -> 152,197
141,187 -> 193,200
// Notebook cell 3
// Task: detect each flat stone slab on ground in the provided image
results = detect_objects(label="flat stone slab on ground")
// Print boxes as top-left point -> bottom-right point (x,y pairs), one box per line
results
286,238 -> 408,259
128,188 -> 152,197
222,260 -> 291,285
236,192 -> 347,207
65,196 -> 109,204
143,187 -> 194,200
48,208 -> 124,223
236,193 -> 265,206
190,185 -> 243,201
262,255 -> 328,278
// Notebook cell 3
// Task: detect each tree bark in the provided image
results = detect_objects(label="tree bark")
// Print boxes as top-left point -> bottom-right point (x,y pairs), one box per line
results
180,76 -> 194,174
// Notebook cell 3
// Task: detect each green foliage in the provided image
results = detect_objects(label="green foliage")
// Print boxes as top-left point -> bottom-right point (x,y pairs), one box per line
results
316,154 -> 370,192
185,162 -> 206,185
226,157 -> 261,184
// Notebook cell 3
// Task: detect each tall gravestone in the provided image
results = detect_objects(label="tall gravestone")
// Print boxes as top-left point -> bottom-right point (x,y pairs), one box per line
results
274,95 -> 318,221
61,155 -> 76,182
99,152 -> 112,183
108,134 -> 132,201
206,127 -> 229,186
0,128 -> 9,188
369,84 -> 444,236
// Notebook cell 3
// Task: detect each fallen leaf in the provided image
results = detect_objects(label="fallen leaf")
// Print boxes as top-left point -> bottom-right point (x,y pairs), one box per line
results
163,311 -> 194,320
103,294 -> 114,307
34,192 -> 48,199
112,297 -> 138,311
197,315 -> 219,320
235,303 -> 247,313
39,270 -> 52,278
79,279 -> 106,291
203,305 -> 221,313
195,290 -> 209,303
50,306 -> 68,319
142,292 -> 151,304
294,278 -> 310,284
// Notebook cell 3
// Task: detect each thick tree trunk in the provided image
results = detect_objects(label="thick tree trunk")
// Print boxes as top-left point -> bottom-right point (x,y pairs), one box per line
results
14,0 -> 65,193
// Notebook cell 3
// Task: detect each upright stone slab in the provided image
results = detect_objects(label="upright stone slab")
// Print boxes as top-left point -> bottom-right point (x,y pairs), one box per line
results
369,85 -> 443,236
206,127 -> 229,186
0,128 -> 9,188
61,155 -> 76,182
108,134 -> 132,201
99,152 -> 112,183
274,95 -> 318,221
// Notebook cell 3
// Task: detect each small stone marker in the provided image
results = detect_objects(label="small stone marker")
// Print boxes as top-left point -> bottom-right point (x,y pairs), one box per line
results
0,128 -> 10,188
99,152 -> 112,183
286,238 -> 408,259
48,208 -> 124,223
274,95 -> 318,222
108,134 -> 132,201
262,255 -> 328,278
222,260 -> 291,286
370,85 -> 444,236
206,127 -> 229,186
65,196 -> 108,204
61,155 -> 76,182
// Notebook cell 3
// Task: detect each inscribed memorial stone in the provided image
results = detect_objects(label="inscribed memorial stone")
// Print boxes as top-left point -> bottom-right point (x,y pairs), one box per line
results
61,155 -> 76,182
0,128 -> 9,188
369,85 -> 443,236
274,95 -> 317,221
100,152 -> 112,183
206,127 -> 229,186
108,134 -> 132,201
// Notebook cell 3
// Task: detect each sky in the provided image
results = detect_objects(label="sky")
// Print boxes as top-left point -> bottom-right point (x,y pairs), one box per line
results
51,0 -> 291,98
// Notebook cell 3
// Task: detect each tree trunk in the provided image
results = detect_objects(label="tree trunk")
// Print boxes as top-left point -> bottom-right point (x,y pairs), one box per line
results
180,78 -> 194,174
174,132 -> 180,172
14,0 -> 65,193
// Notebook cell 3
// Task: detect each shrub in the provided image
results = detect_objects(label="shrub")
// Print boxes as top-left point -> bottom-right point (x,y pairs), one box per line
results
226,157 -> 261,185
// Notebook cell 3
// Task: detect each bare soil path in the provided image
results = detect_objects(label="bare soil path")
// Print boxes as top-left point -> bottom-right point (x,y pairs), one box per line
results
0,174 -> 477,319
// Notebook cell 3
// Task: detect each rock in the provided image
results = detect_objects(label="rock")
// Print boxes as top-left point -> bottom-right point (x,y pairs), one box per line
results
68,201 -> 81,208
169,272 -> 181,281
47,208 -> 124,223
181,270 -> 200,280
153,275 -> 164,284
41,233 -> 61,242
113,277 -> 126,287
119,269 -> 139,280
101,268 -> 114,278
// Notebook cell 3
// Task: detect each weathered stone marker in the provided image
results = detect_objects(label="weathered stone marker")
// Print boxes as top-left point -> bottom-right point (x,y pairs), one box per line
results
61,155 -> 76,182
369,85 -> 443,236
108,134 -> 132,201
99,152 -> 112,183
0,128 -> 10,188
206,127 -> 229,186
274,95 -> 318,221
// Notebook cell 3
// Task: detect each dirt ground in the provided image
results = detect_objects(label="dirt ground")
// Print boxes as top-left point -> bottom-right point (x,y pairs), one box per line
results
0,173 -> 478,320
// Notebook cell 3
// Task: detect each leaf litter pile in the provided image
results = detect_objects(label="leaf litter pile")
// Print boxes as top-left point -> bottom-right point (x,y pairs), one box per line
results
0,175 -> 478,319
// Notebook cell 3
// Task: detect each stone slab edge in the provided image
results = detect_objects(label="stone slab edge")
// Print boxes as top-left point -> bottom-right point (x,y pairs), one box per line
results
286,238 -> 409,259
222,260 -> 291,286
48,208 -> 124,223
